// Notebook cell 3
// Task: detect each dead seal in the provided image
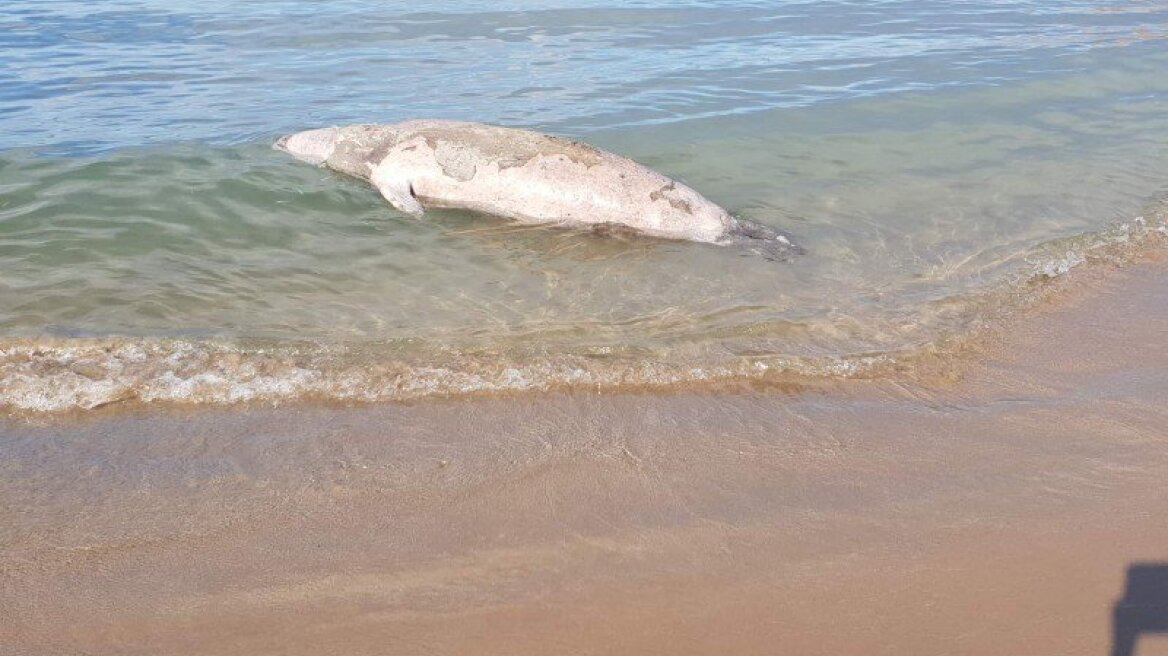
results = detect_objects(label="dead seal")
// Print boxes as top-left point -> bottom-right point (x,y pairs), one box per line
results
275,120 -> 797,258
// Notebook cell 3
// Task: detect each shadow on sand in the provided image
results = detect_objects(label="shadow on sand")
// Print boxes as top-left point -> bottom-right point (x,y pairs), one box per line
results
1113,563 -> 1168,656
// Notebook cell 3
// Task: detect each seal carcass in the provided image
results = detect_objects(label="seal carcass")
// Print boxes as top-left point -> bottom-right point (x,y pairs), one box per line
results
275,120 -> 796,257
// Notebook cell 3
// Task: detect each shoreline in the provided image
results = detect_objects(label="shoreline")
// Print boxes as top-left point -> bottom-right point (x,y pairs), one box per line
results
3,256 -> 1168,654
3,205 -> 1165,416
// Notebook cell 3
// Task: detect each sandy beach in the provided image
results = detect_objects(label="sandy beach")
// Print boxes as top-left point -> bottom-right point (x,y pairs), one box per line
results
2,255 -> 1166,655
5,2 -> 1168,654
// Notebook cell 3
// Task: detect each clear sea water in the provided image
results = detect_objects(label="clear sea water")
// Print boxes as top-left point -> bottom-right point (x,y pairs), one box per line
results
1,0 -> 1167,410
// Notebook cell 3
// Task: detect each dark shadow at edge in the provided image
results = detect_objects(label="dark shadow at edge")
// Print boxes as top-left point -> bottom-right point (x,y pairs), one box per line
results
1113,563 -> 1168,656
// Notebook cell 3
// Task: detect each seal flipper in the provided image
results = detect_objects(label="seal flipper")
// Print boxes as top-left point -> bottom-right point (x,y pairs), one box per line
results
369,163 -> 424,217
377,180 -> 425,217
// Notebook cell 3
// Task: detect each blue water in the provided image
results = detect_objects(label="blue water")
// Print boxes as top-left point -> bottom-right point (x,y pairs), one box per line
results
4,1 -> 1165,154
1,1 -> 1167,410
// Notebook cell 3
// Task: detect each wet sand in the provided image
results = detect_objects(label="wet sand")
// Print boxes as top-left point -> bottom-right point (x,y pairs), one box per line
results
2,257 -> 1168,656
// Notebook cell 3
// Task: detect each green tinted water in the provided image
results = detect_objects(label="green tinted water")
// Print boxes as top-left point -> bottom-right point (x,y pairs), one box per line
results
2,3 -> 1167,409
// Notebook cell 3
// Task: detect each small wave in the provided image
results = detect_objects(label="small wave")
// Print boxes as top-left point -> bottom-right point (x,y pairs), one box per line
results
1028,211 -> 1168,280
0,336 -> 897,413
2,203 -> 1165,414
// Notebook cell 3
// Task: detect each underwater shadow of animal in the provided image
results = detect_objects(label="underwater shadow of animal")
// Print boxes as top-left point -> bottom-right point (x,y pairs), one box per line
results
1112,562 -> 1168,656
394,205 -> 801,264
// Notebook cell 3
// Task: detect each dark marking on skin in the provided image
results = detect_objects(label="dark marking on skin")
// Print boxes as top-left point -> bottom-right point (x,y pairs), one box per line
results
434,142 -> 478,181
367,141 -> 394,164
405,126 -> 605,171
549,136 -> 604,160
438,160 -> 477,181
335,124 -> 610,182
329,138 -> 389,180
649,182 -> 693,214
497,157 -> 536,171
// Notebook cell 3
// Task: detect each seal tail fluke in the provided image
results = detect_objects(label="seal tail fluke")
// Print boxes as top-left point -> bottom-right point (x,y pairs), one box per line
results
722,217 -> 803,261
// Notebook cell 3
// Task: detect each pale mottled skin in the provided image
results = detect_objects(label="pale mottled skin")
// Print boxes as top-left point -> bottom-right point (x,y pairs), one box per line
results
275,120 -> 795,255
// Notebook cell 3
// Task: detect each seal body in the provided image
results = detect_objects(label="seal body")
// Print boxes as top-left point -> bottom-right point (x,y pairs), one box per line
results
275,120 -> 794,255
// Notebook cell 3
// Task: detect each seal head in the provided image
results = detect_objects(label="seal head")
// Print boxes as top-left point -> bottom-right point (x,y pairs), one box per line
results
274,127 -> 340,166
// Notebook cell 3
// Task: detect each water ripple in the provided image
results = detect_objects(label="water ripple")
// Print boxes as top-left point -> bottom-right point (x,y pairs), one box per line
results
3,1 -> 1166,153
2,1 -> 1168,410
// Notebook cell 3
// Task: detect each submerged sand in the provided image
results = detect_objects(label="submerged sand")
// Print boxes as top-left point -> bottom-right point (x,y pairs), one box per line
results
2,257 -> 1168,655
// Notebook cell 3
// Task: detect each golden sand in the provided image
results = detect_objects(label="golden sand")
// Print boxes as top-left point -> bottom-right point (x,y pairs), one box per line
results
2,259 -> 1167,655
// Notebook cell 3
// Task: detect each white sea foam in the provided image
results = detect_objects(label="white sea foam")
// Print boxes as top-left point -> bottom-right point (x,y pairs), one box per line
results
1030,211 -> 1168,281
0,334 -> 905,413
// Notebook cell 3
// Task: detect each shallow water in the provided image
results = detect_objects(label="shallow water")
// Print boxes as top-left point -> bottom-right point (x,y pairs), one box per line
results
2,1 -> 1167,410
